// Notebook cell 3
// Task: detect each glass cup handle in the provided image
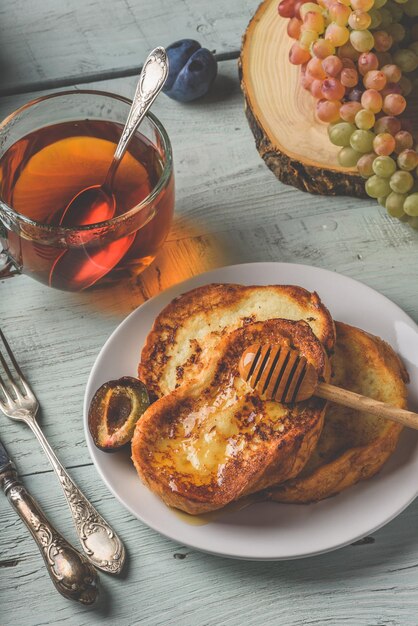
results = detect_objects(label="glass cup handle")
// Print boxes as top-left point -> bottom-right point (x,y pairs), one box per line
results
0,241 -> 20,279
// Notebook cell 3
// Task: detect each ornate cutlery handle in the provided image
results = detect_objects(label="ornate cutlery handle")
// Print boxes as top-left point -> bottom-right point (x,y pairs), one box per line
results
28,418 -> 125,574
0,461 -> 99,605
104,46 -> 169,188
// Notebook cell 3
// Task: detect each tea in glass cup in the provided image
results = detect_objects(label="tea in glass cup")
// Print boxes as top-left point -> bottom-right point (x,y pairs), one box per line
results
0,90 -> 174,291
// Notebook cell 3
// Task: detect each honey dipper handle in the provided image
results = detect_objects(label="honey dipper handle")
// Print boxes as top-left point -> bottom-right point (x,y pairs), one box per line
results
316,382 -> 418,430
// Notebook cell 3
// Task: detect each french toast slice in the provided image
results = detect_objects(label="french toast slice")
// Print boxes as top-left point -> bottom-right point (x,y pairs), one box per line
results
132,318 -> 330,515
266,321 -> 409,504
139,283 -> 335,399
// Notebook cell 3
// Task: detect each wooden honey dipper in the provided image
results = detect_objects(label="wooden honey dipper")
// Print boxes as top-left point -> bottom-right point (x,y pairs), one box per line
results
238,343 -> 418,430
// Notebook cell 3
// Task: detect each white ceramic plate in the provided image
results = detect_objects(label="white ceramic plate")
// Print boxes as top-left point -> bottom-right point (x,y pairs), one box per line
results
84,262 -> 418,560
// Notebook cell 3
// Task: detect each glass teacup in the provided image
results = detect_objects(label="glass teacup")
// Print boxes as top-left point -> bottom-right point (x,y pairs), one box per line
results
0,90 -> 174,291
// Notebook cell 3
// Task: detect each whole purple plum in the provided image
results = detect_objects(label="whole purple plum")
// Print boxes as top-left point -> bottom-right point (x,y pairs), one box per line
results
163,39 -> 218,102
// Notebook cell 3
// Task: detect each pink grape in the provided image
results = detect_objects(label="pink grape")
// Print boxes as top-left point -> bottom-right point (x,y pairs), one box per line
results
373,133 -> 396,156
341,67 -> 359,87
307,56 -> 327,79
329,2 -> 351,25
311,38 -> 335,59
381,65 -> 402,84
380,83 -> 402,98
316,98 -> 342,122
287,17 -> 302,39
374,116 -> 402,135
321,77 -> 345,100
311,78 -> 324,98
278,0 -> 296,17
289,42 -> 312,64
340,57 -> 356,69
361,89 -> 383,113
301,72 -> 315,90
322,55 -> 343,76
363,70 -> 387,91
357,152 -> 377,177
397,150 -> 418,171
382,93 -> 407,115
294,0 -> 310,19
394,130 -> 414,153
340,101 -> 363,122
337,41 -> 360,61
347,87 -> 363,102
374,31 -> 393,52
358,52 -> 379,76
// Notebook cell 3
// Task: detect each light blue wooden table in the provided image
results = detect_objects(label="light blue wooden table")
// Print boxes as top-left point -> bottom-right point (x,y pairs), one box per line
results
1,2 -> 418,624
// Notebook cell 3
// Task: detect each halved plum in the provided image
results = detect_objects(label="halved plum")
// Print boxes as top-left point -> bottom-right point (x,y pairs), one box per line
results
88,376 -> 149,452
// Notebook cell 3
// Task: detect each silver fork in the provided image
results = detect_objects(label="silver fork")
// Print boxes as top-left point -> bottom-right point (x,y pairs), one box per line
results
0,329 -> 125,575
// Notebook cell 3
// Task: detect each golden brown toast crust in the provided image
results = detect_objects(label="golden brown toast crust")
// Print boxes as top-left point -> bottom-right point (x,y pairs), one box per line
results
139,283 -> 336,399
267,321 -> 409,503
132,319 -> 330,514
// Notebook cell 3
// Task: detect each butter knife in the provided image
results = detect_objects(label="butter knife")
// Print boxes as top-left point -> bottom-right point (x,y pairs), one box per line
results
0,439 -> 99,605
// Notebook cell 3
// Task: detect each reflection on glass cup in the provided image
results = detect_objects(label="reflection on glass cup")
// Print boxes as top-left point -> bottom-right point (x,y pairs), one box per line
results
0,90 -> 174,291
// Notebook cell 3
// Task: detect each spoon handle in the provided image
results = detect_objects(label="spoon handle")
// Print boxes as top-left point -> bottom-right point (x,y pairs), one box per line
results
316,382 -> 418,430
104,47 -> 169,189
0,460 -> 99,604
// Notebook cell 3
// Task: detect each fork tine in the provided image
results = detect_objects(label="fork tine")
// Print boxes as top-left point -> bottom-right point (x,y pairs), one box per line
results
0,372 -> 14,406
0,329 -> 34,397
0,349 -> 24,400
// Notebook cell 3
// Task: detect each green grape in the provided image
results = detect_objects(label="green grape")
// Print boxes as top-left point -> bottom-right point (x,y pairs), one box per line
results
389,170 -> 414,193
350,129 -> 375,152
386,191 -> 407,216
409,42 -> 418,56
338,146 -> 362,166
365,175 -> 392,197
375,0 -> 388,6
404,0 -> 418,16
378,195 -> 388,206
393,0 -> 408,4
379,7 -> 394,26
368,8 -> 383,27
355,109 -> 375,129
403,193 -> 418,215
393,49 -> 418,72
372,155 -> 397,176
328,122 -> 357,146
397,149 -> 418,171
399,76 -> 412,95
386,1 -> 404,21
350,29 -> 375,52
357,152 -> 377,177
386,22 -> 406,42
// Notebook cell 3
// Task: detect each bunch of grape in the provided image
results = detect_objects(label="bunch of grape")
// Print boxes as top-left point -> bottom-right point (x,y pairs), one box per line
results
277,0 -> 418,225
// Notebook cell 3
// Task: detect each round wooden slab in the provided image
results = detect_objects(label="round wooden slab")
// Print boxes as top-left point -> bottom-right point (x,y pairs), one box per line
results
239,0 -> 366,197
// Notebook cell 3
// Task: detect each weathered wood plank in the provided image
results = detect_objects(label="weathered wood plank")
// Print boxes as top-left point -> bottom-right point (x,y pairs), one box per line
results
2,464 -> 418,625
0,0 -> 258,94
